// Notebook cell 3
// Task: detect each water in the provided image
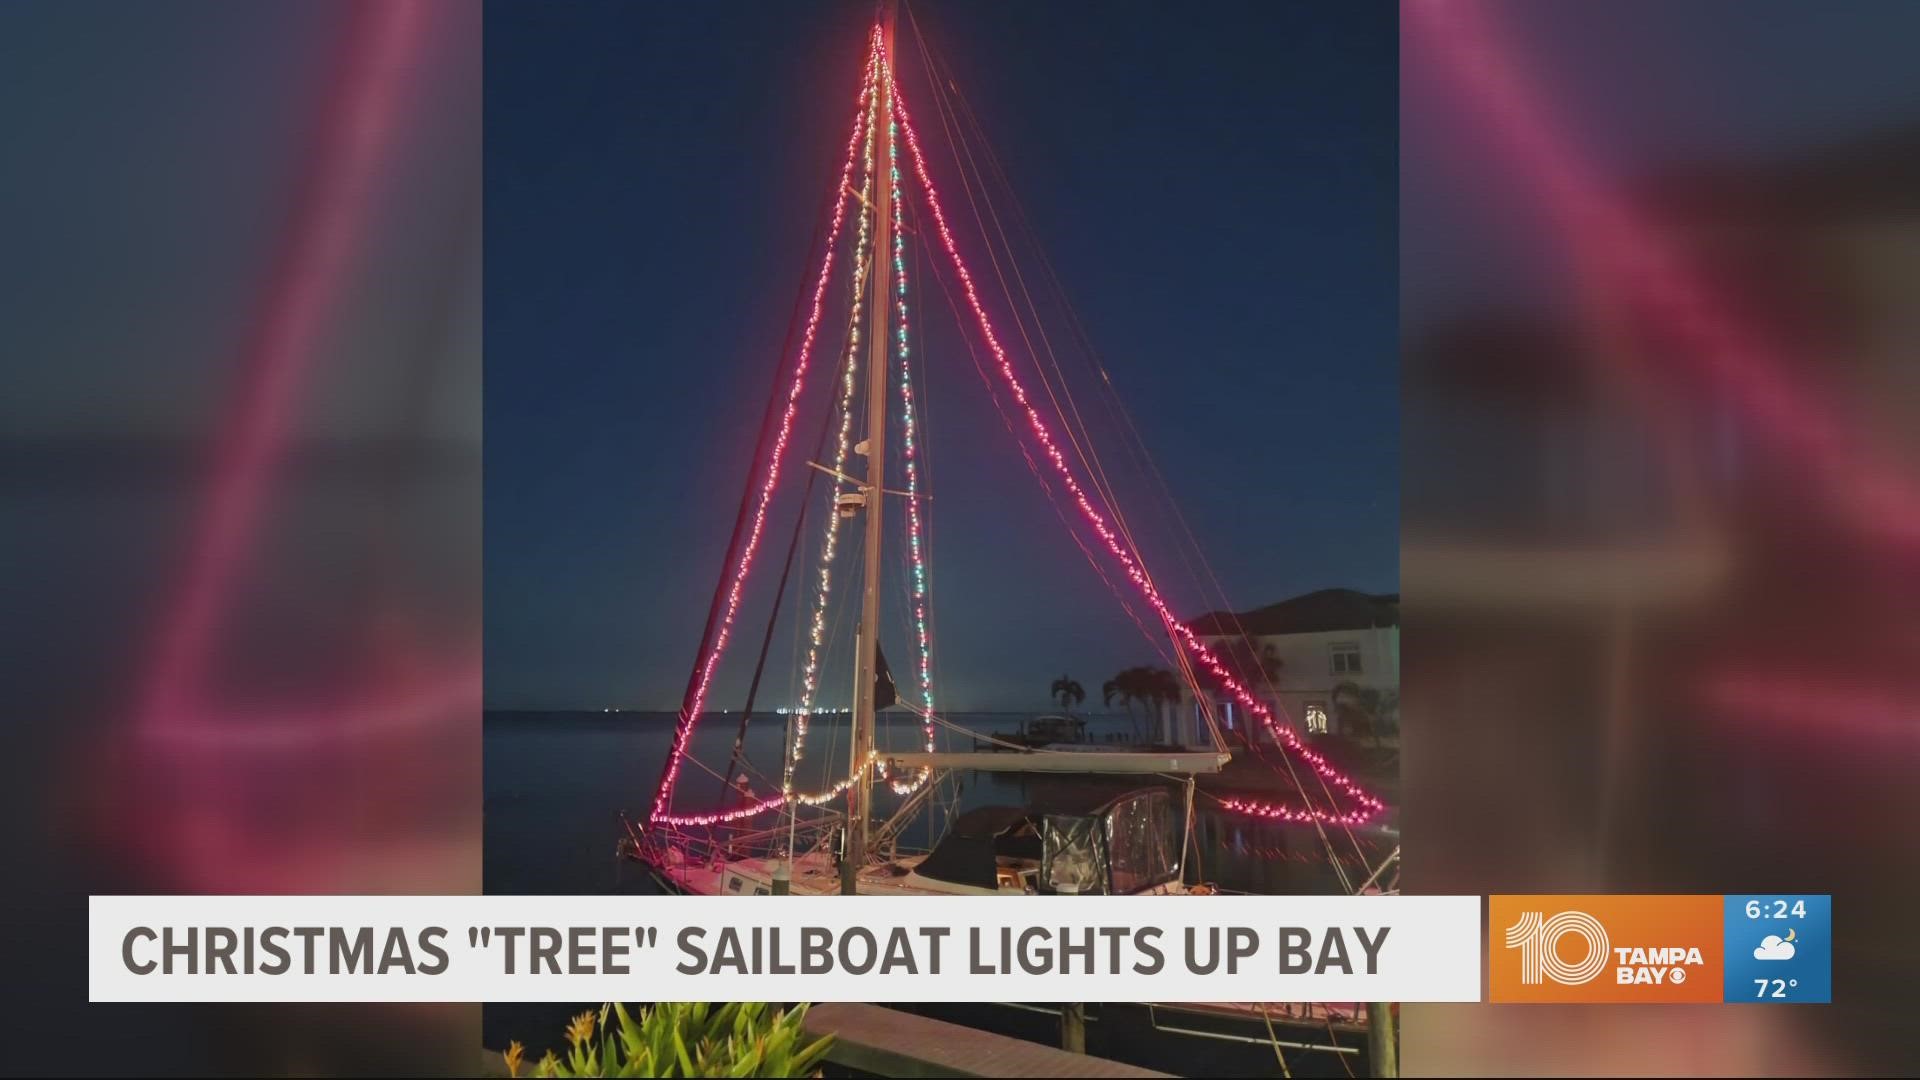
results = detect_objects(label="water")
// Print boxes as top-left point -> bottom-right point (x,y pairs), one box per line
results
482,709 -> 1385,1067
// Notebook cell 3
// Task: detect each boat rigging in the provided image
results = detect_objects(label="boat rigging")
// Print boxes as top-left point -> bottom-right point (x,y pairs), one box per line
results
628,0 -> 1389,902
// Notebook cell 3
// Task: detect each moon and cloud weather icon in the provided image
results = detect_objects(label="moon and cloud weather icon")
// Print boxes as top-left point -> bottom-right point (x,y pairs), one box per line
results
1754,928 -> 1798,961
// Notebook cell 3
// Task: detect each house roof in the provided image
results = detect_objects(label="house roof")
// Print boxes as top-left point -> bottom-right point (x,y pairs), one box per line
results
1188,588 -> 1399,636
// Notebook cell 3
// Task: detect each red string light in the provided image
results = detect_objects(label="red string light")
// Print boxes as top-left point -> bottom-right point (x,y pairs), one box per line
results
890,80 -> 1385,825
655,26 -> 1389,829
785,48 -> 882,799
649,41 -> 884,826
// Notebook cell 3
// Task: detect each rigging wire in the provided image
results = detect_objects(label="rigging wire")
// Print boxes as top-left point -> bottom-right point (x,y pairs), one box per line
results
894,46 -> 1382,828
650,41 -> 884,826
922,45 -> 1236,763
878,67 -> 938,795
901,12 -> 1204,722
651,75 -> 896,826
659,15 -> 1387,866
903,177 -> 960,841
920,47 -> 1227,727
716,251 -> 865,803
902,4 -> 1193,679
902,3 -> 1384,863
785,75 -> 883,797
935,61 -> 1378,865
916,226 -> 1180,669
902,8 -> 1228,745
903,5 -> 1214,720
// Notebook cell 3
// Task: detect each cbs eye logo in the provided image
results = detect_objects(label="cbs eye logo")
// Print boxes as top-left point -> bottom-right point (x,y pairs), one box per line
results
1504,910 -> 1610,986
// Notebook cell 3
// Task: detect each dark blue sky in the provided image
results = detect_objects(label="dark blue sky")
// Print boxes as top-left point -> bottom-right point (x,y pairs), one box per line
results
485,1 -> 1398,710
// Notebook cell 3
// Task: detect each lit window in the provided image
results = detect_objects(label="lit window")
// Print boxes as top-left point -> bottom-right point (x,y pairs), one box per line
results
1330,642 -> 1362,675
1304,703 -> 1329,734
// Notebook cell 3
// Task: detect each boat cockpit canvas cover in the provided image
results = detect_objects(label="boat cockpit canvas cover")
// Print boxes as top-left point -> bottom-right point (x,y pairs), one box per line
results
1040,811 -> 1107,893
1106,787 -> 1178,893
913,805 -> 1039,890
1040,788 -> 1179,895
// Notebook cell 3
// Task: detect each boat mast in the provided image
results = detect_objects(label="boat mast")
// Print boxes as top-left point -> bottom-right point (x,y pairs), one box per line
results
844,0 -> 897,897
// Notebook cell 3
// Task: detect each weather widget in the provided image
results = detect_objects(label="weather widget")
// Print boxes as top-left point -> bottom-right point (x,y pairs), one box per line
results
1723,895 -> 1831,1003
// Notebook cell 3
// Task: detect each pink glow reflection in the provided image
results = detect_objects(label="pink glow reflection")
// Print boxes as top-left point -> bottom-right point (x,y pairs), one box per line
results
114,0 -> 479,894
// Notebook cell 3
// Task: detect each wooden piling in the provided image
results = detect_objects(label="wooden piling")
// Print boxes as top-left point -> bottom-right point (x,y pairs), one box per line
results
1062,1002 -> 1087,1053
1365,1002 -> 1397,1077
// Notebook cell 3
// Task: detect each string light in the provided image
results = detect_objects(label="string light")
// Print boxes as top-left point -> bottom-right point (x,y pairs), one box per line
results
656,751 -> 883,828
658,26 -> 1388,830
784,51 -> 881,799
876,41 -> 936,798
660,31 -> 900,827
1219,797 -> 1353,824
890,80 -> 1385,825
649,40 -> 883,826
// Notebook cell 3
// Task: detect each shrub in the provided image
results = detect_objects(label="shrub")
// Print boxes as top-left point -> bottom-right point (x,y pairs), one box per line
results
504,1002 -> 834,1078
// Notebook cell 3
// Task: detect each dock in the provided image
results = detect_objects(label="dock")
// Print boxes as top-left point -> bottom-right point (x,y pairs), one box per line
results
804,1002 -> 1172,1078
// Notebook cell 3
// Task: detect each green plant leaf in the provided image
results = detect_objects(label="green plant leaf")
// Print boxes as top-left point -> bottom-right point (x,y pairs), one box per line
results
791,1033 -> 836,1076
672,1028 -> 694,1077
507,1003 -> 834,1079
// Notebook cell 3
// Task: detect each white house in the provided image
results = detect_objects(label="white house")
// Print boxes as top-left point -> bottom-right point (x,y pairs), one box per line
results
1186,588 -> 1399,740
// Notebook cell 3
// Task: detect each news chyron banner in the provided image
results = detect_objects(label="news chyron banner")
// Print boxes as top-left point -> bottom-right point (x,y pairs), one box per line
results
91,895 -> 1482,1003
89,893 -> 1831,1004
1489,894 -> 1831,1003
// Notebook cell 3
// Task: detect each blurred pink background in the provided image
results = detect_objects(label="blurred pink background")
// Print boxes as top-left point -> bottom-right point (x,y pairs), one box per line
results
1402,1 -> 1918,1075
2,1 -> 479,1073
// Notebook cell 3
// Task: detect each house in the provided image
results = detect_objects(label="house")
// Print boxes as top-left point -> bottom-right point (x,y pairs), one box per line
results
1186,588 -> 1399,740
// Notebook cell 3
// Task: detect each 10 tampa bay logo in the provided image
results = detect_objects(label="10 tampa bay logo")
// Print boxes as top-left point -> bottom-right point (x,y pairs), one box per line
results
1489,895 -> 1722,1002
1504,910 -> 1704,986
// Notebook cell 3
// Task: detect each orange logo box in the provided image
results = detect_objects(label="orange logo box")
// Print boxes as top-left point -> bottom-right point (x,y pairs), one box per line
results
1489,895 -> 1722,1002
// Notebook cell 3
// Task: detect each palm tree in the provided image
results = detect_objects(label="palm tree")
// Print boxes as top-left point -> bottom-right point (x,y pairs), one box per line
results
1101,676 -> 1131,734
1050,674 -> 1085,715
1145,667 -> 1182,709
1105,666 -> 1181,742
1145,666 -> 1182,743
1104,668 -> 1142,739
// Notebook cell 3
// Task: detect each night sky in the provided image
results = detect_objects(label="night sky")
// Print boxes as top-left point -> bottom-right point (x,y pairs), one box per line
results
485,1 -> 1398,711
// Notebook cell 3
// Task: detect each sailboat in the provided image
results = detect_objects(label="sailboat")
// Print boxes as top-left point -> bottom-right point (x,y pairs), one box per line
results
620,3 -> 1390,908
614,5 -> 1395,1067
